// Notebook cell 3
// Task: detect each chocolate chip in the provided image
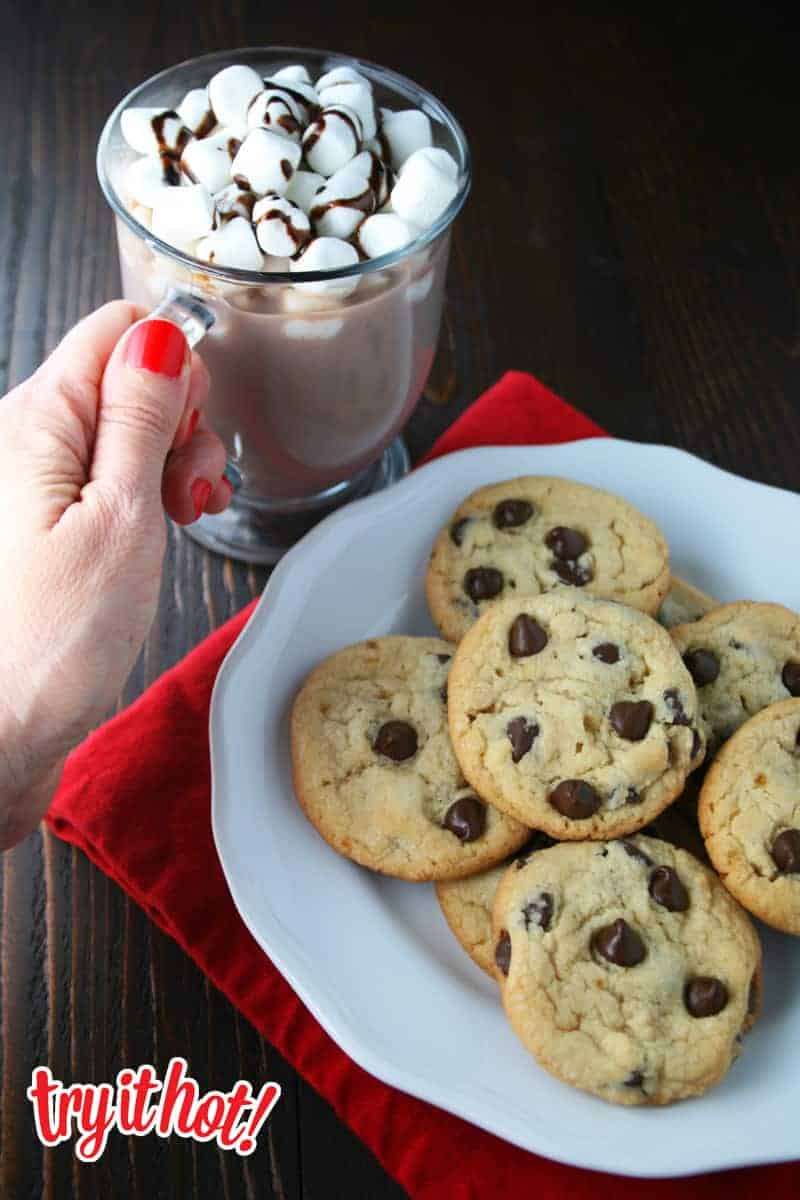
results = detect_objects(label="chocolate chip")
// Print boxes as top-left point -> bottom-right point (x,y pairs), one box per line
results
546,526 -> 588,560
507,716 -> 539,763
443,796 -> 486,842
522,892 -> 553,931
552,559 -> 593,586
450,517 -> 470,546
649,865 -> 689,911
495,930 -> 511,976
436,653 -> 452,664
663,688 -> 691,726
508,614 -> 548,657
771,828 -> 800,873
373,720 -> 417,762
782,661 -> 800,696
685,976 -> 728,1018
463,567 -> 504,603
690,728 -> 703,759
514,832 -> 556,869
609,700 -> 654,741
625,787 -> 640,804
683,649 -> 720,687
493,498 -> 534,529
592,919 -> 646,967
624,1071 -> 644,1089
439,683 -> 448,704
593,642 -> 620,664
549,779 -> 601,819
621,840 -> 653,866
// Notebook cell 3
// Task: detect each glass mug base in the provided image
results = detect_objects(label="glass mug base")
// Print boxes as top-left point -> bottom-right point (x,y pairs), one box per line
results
183,436 -> 411,564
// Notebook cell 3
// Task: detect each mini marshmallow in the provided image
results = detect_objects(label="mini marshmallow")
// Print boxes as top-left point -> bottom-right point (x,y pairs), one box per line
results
285,169 -> 325,213
121,107 -> 191,156
349,149 -> 391,206
252,193 -> 311,257
247,88 -> 303,140
391,147 -> 458,229
207,64 -> 263,134
290,236 -> 360,298
318,81 -> 376,140
152,183 -> 215,245
214,181 -> 257,223
196,216 -> 263,270
200,125 -> 244,159
271,64 -> 312,86
231,128 -> 302,196
409,146 -> 458,180
379,108 -> 432,170
125,155 -> 177,208
302,105 -> 362,177
180,136 -> 232,193
263,76 -> 320,118
177,87 -> 216,137
315,65 -> 369,91
358,212 -> 416,259
310,165 -> 374,239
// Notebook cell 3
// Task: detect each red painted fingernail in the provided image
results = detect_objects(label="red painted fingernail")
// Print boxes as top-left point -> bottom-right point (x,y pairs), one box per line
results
122,319 -> 188,378
191,478 -> 213,519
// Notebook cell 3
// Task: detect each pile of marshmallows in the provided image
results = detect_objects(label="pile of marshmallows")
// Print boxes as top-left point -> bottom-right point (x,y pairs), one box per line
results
121,61 -> 461,298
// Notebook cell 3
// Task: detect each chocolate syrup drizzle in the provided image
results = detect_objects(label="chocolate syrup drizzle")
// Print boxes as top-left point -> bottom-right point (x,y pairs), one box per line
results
310,181 -> 375,222
254,195 -> 310,250
262,78 -> 321,120
151,110 -> 191,187
247,89 -> 302,138
302,106 -> 362,156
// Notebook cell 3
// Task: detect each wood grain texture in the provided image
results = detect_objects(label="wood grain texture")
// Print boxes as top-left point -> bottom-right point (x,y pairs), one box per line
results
2,2 -> 800,1196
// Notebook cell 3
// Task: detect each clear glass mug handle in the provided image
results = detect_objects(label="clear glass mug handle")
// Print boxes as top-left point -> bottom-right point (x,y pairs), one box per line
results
147,290 -> 245,489
149,288 -> 215,348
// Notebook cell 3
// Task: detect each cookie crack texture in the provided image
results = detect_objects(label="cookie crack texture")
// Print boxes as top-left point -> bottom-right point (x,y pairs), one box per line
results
494,838 -> 761,1105
426,476 -> 670,642
699,698 -> 800,934
291,636 -> 530,881
449,593 -> 698,837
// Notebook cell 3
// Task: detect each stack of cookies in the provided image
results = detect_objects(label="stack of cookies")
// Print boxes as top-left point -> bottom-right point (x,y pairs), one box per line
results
291,475 -> 800,1107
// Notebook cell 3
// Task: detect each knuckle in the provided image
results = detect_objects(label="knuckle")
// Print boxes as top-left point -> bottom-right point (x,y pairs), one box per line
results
103,381 -> 177,444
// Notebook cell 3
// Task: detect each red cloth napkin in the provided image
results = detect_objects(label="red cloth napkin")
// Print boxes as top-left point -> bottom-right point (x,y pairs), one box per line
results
45,371 -> 793,1198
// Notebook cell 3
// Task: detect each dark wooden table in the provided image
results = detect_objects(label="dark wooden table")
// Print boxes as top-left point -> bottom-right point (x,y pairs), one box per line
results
2,3 -> 799,1196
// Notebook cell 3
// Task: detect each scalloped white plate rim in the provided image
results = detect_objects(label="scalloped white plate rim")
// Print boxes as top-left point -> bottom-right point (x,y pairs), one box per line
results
210,439 -> 800,1179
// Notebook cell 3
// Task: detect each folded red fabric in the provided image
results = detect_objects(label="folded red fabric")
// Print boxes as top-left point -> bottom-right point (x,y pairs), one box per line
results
46,371 -> 793,1198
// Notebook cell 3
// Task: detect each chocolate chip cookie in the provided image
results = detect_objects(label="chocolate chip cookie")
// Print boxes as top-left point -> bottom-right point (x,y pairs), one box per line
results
426,476 -> 671,643
657,575 -> 717,630
700,698 -> 800,935
671,602 -> 800,752
436,806 -> 705,979
492,837 -> 762,1105
290,636 -> 530,881
448,592 -> 704,840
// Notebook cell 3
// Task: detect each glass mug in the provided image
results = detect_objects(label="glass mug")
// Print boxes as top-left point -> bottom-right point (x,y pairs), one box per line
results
97,47 -> 471,563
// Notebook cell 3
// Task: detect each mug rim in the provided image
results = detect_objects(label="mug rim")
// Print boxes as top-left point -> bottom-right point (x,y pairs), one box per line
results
96,45 -> 472,286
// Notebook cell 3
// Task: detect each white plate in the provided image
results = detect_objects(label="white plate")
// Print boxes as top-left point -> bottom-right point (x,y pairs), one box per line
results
210,440 -> 800,1178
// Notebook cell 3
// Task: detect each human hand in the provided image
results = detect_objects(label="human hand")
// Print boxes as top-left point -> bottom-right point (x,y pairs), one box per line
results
0,302 -> 229,848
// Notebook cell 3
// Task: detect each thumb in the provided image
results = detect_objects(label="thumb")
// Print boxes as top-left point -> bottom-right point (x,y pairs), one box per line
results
92,318 -> 191,498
